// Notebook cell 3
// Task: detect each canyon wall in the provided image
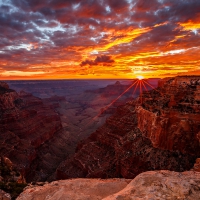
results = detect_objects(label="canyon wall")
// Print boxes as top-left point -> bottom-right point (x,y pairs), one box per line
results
56,76 -> 200,179
0,80 -> 145,183
0,82 -> 71,182
139,76 -> 200,153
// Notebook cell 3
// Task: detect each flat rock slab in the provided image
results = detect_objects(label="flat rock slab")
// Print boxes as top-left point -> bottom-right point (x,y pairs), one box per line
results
17,170 -> 200,200
17,178 -> 131,200
104,170 -> 200,200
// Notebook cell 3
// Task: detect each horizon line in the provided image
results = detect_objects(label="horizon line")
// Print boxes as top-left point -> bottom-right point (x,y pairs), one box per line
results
1,75 -> 199,81
2,78 -> 161,81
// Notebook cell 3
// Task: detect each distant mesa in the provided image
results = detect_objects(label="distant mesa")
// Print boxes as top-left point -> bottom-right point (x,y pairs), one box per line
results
0,82 -> 14,94
0,82 -> 9,89
114,81 -> 121,85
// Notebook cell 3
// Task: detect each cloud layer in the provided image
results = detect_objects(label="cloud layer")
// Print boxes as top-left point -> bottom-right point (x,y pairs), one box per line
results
0,0 -> 200,79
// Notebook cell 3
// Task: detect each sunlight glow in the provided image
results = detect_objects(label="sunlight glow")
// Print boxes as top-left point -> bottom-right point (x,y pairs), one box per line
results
84,78 -> 157,130
137,75 -> 144,80
2,70 -> 45,76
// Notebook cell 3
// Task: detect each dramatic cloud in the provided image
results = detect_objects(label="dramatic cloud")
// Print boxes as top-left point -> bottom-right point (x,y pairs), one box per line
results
80,55 -> 114,66
0,0 -> 200,79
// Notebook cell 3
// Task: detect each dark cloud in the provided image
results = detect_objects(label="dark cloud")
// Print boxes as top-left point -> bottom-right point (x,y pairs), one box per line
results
158,0 -> 200,23
134,0 -> 161,12
107,0 -> 129,12
80,55 -> 115,66
11,0 -> 48,12
0,0 -> 200,78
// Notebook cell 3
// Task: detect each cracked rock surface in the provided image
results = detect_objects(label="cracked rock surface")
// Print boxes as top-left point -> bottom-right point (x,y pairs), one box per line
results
17,171 -> 200,200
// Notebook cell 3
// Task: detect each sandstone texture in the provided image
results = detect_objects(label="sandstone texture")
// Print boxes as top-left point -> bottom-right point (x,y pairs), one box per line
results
0,190 -> 11,200
17,171 -> 200,200
140,76 -> 200,153
104,171 -> 200,200
193,158 -> 200,172
56,76 -> 200,179
17,178 -> 131,200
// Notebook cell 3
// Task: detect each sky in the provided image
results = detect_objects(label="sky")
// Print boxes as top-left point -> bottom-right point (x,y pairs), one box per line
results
0,0 -> 200,80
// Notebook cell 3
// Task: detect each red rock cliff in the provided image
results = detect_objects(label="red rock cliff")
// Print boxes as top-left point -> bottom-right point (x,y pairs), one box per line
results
138,76 -> 200,154
0,82 -> 63,181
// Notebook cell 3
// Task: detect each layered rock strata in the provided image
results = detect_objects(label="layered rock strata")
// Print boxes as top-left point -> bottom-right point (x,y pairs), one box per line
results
56,76 -> 200,179
140,76 -> 200,153
0,82 -> 70,182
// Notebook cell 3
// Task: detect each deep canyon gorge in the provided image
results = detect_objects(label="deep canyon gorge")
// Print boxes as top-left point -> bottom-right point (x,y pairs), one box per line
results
0,76 -> 200,199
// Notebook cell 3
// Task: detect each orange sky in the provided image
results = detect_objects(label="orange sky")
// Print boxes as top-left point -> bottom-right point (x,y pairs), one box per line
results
0,0 -> 200,80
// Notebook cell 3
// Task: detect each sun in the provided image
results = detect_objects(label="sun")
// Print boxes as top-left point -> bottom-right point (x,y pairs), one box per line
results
136,75 -> 144,80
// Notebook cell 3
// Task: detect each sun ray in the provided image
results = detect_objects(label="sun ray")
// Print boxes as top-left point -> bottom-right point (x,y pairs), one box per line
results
139,80 -> 142,94
139,80 -> 143,103
143,80 -> 162,95
80,78 -> 160,135
141,80 -> 153,100
143,80 -> 156,89
141,81 -> 148,92
102,80 -> 138,111
84,80 -> 139,128
132,80 -> 140,98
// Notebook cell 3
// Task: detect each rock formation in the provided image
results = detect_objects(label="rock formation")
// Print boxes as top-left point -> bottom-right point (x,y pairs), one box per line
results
0,82 -> 71,182
56,76 -> 200,179
17,178 -> 130,200
17,170 -> 200,200
0,190 -> 11,200
193,158 -> 200,172
0,156 -> 27,199
140,76 -> 200,153
0,80 -> 149,183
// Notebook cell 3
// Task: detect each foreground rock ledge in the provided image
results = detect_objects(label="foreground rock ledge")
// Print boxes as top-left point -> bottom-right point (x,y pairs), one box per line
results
17,170 -> 200,200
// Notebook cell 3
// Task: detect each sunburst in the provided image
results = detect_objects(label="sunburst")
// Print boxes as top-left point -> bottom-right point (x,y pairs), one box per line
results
84,78 -> 157,129
136,75 -> 144,80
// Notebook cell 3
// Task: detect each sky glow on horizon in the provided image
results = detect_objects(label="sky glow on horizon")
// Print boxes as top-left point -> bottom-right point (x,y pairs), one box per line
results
0,0 -> 200,80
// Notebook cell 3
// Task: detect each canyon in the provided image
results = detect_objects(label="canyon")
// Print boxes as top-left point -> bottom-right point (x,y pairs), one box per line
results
1,76 -> 200,199
56,76 -> 200,179
1,79 -> 152,183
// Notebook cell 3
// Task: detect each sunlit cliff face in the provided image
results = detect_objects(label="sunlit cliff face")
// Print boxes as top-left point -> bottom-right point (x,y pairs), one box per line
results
0,0 -> 200,80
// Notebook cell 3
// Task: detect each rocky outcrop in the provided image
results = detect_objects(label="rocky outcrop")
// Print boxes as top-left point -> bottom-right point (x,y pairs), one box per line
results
0,190 -> 11,200
105,170 -> 200,200
193,158 -> 200,172
0,82 -> 9,90
0,157 -> 27,199
17,170 -> 200,200
56,76 -> 200,179
140,76 -> 200,154
0,83 -> 65,182
17,178 -> 130,200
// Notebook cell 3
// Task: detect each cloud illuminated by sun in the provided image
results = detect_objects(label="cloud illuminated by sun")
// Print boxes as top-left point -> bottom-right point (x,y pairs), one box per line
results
137,75 -> 144,80
1,1 -> 200,80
